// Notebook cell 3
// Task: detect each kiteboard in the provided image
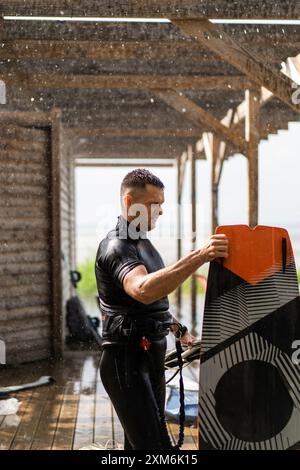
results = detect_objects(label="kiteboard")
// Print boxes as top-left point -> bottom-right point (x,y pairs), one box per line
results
198,225 -> 300,450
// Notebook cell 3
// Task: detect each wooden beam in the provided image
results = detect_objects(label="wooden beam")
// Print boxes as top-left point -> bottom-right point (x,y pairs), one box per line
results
2,1 -> 299,19
178,150 -> 189,196
75,162 -> 174,168
72,137 -> 192,160
173,19 -> 300,114
0,38 -> 298,64
0,39 -> 207,60
67,127 -> 201,139
73,151 -> 181,159
245,89 -> 260,227
74,155 -> 177,160
195,87 -> 273,160
0,72 -> 251,91
154,89 -> 248,154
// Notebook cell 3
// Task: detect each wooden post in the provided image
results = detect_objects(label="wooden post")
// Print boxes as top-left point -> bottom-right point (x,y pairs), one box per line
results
203,132 -> 221,233
245,89 -> 260,227
189,145 -> 197,334
176,154 -> 182,319
212,135 -> 221,233
50,108 -> 64,359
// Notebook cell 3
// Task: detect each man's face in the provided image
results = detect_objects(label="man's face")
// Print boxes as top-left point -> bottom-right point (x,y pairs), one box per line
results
124,184 -> 164,231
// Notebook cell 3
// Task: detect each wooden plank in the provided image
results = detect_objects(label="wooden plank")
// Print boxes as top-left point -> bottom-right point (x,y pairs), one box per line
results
0,293 -> 50,311
0,312 -> 51,330
0,272 -> 49,287
6,357 -> 58,450
5,326 -> 52,343
166,422 -> 197,450
29,385 -> 64,450
0,126 -> 49,142
72,356 -> 98,450
0,217 -> 50,229
0,207 -> 48,220
0,160 -> 49,175
6,338 -> 52,358
9,387 -> 52,450
0,390 -> 34,449
154,89 -> 247,154
111,406 -> 124,449
76,162 -> 174,168
0,72 -> 252,90
0,362 -> 47,450
0,283 -> 50,299
0,228 -> 48,242
0,260 -> 50,274
94,376 -> 115,447
0,39 -> 208,60
0,309 -> 50,325
0,110 -> 51,126
1,1 -> 299,19
1,38 -> 297,62
0,185 -> 51,197
0,198 -> 48,211
51,382 -> 81,450
51,354 -> 86,449
174,19 -> 300,114
0,137 -> 47,152
0,149 -> 50,163
67,127 -> 201,138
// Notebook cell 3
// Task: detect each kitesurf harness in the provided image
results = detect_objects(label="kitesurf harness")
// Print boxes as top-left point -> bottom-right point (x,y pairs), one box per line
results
102,313 -> 187,450
138,321 -> 186,450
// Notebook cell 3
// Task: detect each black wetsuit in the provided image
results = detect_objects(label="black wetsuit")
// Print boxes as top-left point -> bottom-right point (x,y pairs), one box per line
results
95,215 -> 173,450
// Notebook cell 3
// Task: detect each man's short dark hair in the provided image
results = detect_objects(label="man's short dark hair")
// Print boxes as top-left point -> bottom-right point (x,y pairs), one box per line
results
120,168 -> 164,196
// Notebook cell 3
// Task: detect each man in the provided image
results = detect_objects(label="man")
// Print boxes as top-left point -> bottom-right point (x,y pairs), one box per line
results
95,169 -> 229,450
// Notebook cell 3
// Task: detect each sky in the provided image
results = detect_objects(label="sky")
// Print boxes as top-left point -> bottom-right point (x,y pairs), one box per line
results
75,121 -> 300,269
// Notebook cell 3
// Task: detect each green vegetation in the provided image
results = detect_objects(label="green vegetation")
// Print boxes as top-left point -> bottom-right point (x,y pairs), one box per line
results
181,276 -> 206,296
76,258 -> 97,298
75,259 -> 300,301
76,257 -> 207,300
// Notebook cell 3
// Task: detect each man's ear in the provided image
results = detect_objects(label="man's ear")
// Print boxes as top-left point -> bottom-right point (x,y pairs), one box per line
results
123,193 -> 132,211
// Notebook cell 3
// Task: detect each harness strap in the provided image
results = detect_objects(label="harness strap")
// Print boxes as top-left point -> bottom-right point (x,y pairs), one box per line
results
143,326 -> 185,450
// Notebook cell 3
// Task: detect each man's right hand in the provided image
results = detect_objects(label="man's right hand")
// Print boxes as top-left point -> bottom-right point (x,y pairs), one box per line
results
199,234 -> 229,263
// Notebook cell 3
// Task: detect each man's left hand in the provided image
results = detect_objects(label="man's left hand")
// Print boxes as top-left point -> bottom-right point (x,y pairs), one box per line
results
180,331 -> 196,349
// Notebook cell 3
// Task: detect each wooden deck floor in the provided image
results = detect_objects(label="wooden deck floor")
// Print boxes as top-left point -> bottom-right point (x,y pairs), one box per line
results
0,352 -> 197,450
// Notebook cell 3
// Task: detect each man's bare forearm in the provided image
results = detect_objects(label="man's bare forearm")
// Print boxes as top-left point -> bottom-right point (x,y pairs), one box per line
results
137,249 -> 205,304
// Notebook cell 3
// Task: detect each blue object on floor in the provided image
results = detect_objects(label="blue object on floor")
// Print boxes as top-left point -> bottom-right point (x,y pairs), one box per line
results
165,386 -> 198,424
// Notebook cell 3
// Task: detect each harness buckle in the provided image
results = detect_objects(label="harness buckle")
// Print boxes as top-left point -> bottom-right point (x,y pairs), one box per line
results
139,336 -> 151,351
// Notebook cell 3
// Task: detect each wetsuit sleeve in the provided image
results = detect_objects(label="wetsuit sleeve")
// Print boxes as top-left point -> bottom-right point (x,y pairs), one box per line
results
102,239 -> 146,289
